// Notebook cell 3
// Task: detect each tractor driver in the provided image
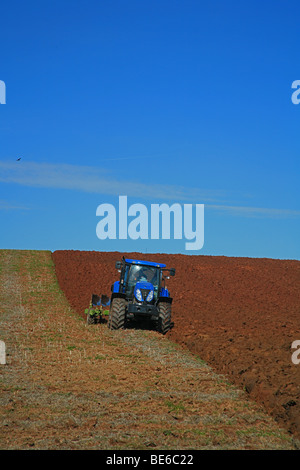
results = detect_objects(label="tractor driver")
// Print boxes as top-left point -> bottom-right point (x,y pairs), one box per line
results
130,266 -> 157,284
138,267 -> 158,285
138,267 -> 148,282
128,266 -> 147,283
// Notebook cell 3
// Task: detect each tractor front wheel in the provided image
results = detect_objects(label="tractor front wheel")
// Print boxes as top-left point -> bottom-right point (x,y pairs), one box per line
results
108,298 -> 126,330
157,302 -> 172,335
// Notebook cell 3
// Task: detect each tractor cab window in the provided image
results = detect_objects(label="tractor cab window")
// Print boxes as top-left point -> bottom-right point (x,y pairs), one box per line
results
124,264 -> 160,298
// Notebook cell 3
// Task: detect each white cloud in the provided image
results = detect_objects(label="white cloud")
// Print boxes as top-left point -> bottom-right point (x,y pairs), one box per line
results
0,199 -> 30,211
0,160 -> 222,202
0,160 -> 299,219
206,204 -> 300,219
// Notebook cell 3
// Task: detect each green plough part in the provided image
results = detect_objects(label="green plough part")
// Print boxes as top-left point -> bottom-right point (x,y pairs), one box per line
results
85,293 -> 110,324
85,307 -> 109,317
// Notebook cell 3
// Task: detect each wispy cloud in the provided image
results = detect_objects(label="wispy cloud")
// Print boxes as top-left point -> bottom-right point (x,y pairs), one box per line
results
0,160 -> 223,202
0,160 -> 299,219
0,199 -> 30,211
206,204 -> 300,219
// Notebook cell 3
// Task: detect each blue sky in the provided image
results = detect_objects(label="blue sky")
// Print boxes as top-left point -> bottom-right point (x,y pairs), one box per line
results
0,0 -> 299,259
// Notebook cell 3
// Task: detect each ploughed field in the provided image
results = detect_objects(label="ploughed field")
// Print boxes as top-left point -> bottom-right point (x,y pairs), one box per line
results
52,250 -> 300,439
3,249 -> 299,450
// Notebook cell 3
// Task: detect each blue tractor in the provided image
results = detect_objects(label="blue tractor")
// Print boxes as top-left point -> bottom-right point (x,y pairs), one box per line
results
108,257 -> 175,334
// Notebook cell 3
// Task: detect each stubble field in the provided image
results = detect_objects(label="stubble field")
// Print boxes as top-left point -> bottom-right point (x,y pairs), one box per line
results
0,249 -> 299,450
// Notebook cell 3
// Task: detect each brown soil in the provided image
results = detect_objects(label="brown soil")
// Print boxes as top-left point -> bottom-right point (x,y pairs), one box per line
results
52,250 -> 300,440
1,249 -> 299,450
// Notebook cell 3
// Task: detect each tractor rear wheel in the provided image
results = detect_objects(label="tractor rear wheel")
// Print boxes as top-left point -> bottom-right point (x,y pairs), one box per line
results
157,302 -> 172,335
108,298 -> 126,330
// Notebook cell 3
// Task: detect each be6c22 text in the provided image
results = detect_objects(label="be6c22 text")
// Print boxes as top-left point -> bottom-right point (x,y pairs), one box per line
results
149,454 -> 193,465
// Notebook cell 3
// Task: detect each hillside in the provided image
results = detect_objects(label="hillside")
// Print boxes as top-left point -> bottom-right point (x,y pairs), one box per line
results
1,249 -> 299,450
52,250 -> 300,439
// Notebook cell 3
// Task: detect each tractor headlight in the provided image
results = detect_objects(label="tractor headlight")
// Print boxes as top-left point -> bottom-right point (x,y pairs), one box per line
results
146,290 -> 154,302
135,289 -> 143,301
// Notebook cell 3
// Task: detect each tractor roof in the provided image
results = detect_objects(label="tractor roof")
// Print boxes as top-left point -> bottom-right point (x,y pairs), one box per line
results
125,259 -> 166,268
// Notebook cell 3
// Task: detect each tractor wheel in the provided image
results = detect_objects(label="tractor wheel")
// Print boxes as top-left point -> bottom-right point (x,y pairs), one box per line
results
157,302 -> 172,335
108,298 -> 126,330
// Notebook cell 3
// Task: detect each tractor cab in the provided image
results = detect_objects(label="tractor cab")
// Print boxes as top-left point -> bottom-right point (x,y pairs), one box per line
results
119,260 -> 162,299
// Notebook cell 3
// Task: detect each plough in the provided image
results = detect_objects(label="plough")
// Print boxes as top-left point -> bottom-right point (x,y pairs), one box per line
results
85,293 -> 110,324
